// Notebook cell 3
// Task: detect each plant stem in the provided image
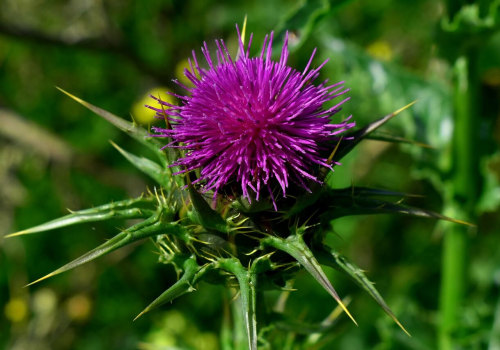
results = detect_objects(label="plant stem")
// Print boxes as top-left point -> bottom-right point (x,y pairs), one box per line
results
438,55 -> 478,350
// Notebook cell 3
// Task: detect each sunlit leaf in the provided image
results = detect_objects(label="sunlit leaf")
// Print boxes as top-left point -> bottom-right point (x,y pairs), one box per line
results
26,212 -> 183,286
315,247 -> 410,336
262,234 -> 357,325
110,141 -> 171,188
56,87 -> 168,163
134,255 -> 202,320
7,196 -> 154,238
332,101 -> 417,163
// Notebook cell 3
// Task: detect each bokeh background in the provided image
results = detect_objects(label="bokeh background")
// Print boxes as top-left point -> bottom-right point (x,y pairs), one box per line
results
1,0 -> 499,349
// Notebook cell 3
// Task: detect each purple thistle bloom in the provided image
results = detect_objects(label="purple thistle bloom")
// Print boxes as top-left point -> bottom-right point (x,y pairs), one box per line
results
150,27 -> 355,208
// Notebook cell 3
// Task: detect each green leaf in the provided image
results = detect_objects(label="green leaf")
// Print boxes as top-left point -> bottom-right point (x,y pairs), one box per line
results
322,187 -> 473,225
332,101 -> 417,163
286,186 -> 420,219
366,131 -> 432,148
262,234 -> 357,325
7,196 -> 154,238
333,186 -> 421,198
134,255 -> 203,320
26,212 -> 183,286
315,247 -> 410,336
56,87 -> 169,163
110,141 -> 171,188
188,186 -> 228,233
218,258 -> 258,350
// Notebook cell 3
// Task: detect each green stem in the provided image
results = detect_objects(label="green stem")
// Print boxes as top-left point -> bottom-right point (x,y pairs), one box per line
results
488,290 -> 500,349
438,55 -> 478,350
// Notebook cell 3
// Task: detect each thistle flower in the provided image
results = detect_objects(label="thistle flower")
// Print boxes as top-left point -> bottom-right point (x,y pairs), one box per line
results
150,28 -> 355,206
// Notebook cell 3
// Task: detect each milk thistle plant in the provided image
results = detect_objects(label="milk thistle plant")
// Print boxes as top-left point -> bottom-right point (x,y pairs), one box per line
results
9,26 -> 465,349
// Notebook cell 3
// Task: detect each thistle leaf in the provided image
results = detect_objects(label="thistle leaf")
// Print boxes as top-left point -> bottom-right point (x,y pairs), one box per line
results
110,141 -> 171,187
262,235 -> 357,325
134,255 -> 201,320
333,101 -> 417,162
188,186 -> 228,233
7,196 -> 154,238
366,131 -> 433,148
323,189 -> 473,225
286,186 -> 419,219
339,186 -> 421,198
56,87 -> 167,162
316,247 -> 410,336
26,213 -> 181,286
218,258 -> 258,350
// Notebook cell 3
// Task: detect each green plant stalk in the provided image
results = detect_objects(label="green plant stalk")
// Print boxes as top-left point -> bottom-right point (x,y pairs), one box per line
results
439,55 -> 478,350
488,288 -> 500,349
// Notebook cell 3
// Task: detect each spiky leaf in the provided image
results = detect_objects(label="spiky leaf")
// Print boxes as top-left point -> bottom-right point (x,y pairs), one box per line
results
27,212 -> 182,286
111,141 -> 171,188
56,87 -> 170,164
323,188 -> 472,225
7,196 -> 154,238
332,101 -> 417,163
366,131 -> 432,148
135,255 -> 203,320
315,247 -> 410,336
261,234 -> 357,325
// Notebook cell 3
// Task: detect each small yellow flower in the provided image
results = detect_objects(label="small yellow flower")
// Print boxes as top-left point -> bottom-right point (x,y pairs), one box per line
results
66,293 -> 92,322
132,87 -> 176,125
4,297 -> 28,323
175,58 -> 200,87
366,40 -> 393,61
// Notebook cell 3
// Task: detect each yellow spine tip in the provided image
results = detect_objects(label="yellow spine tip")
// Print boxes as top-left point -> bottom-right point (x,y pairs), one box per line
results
4,231 -> 28,238
392,100 -> 418,116
338,301 -> 358,326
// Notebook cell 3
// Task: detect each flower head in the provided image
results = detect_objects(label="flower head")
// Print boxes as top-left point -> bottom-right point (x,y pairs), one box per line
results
150,27 -> 354,207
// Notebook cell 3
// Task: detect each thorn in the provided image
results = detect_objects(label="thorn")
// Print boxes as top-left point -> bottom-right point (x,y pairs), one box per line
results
242,15 -> 248,45
391,100 -> 417,117
335,298 -> 358,326
56,86 -> 81,102
133,310 -> 148,322
4,230 -> 29,238
237,15 -> 249,60
395,318 -> 412,337
130,113 -> 138,126
448,218 -> 476,227
245,248 -> 260,256
24,271 -> 59,287
327,136 -> 343,164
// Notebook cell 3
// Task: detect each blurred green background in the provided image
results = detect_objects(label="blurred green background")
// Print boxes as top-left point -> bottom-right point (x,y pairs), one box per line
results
1,0 -> 499,349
